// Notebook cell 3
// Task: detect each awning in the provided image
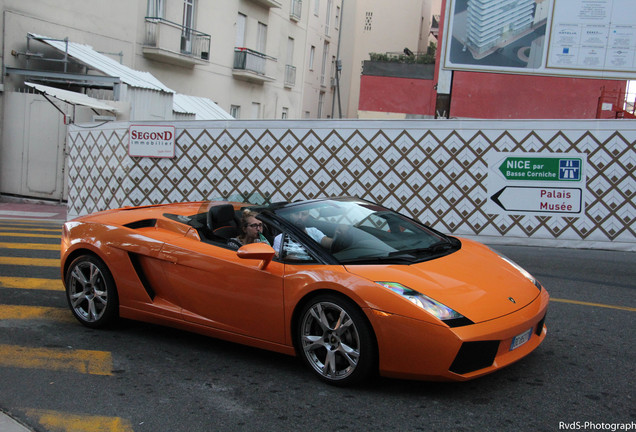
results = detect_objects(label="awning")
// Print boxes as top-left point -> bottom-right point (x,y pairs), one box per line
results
29,33 -> 173,94
173,94 -> 234,120
25,82 -> 119,112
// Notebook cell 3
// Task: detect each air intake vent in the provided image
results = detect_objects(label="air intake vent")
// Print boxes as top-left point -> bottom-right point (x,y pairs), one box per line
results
124,219 -> 157,229
449,341 -> 499,375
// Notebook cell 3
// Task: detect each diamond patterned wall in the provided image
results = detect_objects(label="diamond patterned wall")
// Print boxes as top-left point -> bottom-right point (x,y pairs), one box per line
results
67,120 -> 636,250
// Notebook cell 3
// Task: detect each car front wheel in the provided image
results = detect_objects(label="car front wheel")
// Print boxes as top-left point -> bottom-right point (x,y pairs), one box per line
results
65,254 -> 118,328
297,294 -> 376,386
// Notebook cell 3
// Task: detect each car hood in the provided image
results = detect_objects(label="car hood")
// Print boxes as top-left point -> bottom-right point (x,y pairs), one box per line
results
344,239 -> 541,323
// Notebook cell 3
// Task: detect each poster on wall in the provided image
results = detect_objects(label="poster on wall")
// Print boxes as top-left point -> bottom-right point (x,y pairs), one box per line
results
487,152 -> 587,215
128,125 -> 176,158
442,0 -> 636,80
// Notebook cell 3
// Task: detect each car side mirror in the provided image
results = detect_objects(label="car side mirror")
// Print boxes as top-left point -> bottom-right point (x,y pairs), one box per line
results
237,242 -> 276,270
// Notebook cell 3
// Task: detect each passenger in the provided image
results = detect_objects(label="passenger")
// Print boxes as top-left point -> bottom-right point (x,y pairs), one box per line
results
227,210 -> 270,250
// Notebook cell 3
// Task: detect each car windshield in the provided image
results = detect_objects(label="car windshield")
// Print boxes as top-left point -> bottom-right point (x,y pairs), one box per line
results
273,199 -> 459,264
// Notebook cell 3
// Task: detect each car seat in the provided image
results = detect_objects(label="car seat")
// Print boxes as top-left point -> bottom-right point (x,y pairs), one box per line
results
206,204 -> 239,241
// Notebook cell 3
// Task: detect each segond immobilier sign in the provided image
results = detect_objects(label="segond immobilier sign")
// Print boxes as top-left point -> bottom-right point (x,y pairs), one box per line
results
128,124 -> 176,158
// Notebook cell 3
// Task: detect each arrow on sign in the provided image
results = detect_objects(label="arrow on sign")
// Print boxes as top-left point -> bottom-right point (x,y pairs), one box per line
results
491,186 -> 582,213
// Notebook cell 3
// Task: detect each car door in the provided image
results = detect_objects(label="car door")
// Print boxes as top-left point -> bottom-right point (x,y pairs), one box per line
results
157,237 -> 286,344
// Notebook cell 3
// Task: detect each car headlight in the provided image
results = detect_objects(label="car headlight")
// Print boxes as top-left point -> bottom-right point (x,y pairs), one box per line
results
492,250 -> 543,291
376,281 -> 466,321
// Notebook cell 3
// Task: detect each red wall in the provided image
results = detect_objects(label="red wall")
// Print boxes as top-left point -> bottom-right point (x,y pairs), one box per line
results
449,72 -> 626,119
358,75 -> 436,115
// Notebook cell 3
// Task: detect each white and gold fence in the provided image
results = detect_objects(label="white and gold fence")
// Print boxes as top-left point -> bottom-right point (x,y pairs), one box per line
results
67,119 -> 636,250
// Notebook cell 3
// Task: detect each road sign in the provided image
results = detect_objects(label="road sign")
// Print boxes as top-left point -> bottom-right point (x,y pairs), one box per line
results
488,152 -> 587,215
499,157 -> 582,181
490,186 -> 582,213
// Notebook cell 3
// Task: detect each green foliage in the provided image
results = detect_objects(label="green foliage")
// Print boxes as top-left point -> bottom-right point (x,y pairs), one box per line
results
369,42 -> 437,64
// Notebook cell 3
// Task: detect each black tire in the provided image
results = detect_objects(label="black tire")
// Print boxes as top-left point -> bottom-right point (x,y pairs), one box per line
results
65,254 -> 118,328
296,293 -> 377,386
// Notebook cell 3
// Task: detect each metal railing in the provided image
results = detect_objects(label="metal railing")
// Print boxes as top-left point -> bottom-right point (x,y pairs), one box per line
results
234,48 -> 275,75
144,17 -> 211,60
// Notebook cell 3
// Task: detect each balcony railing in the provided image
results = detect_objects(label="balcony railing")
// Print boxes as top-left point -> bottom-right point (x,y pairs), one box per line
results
233,48 -> 276,83
284,65 -> 296,87
290,0 -> 302,21
143,17 -> 210,66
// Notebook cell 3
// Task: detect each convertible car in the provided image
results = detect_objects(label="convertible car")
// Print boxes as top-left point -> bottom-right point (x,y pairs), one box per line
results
61,197 -> 548,385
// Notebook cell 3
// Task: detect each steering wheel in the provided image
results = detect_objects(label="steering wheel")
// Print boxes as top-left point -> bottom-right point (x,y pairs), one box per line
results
330,226 -> 354,253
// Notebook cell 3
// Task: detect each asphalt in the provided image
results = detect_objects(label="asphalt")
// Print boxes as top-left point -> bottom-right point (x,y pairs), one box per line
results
0,196 -> 67,222
0,196 -> 67,432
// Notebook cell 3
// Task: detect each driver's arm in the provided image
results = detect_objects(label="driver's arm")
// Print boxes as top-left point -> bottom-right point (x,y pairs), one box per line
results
320,236 -> 333,248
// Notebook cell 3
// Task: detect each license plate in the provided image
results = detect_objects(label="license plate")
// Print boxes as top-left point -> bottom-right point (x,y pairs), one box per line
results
510,328 -> 533,351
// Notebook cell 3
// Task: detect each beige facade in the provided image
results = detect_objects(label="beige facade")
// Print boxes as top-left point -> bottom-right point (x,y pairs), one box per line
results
0,0 -> 343,120
0,0 -> 441,120
337,0 -> 440,118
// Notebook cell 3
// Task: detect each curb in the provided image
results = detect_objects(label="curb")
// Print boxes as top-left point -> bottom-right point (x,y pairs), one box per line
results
0,412 -> 32,432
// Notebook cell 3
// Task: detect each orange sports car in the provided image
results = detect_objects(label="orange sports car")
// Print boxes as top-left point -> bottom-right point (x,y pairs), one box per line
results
61,197 -> 548,385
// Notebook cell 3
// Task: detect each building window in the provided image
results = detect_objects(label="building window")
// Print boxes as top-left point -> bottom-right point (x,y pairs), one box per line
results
236,13 -> 246,47
230,105 -> 241,119
325,0 -> 332,36
282,107 -> 289,119
290,0 -> 302,21
364,11 -> 373,31
320,41 -> 329,86
181,0 -> 196,53
257,22 -> 268,53
251,102 -> 261,119
309,45 -> 315,70
147,0 -> 165,18
314,0 -> 320,16
318,92 -> 325,118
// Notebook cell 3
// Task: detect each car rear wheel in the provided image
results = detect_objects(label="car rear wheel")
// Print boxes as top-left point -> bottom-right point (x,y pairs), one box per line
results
297,294 -> 376,386
65,255 -> 118,328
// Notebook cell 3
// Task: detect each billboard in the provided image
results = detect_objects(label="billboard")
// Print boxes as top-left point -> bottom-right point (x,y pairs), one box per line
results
442,0 -> 636,80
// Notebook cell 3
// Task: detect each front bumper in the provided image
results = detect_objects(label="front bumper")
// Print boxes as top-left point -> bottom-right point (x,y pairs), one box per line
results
368,289 -> 549,381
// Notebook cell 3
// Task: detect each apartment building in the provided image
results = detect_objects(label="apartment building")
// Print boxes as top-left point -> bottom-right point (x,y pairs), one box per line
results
0,0 -> 343,120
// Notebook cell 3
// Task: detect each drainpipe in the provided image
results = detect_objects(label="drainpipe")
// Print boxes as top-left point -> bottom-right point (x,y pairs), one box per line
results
331,0 -> 344,119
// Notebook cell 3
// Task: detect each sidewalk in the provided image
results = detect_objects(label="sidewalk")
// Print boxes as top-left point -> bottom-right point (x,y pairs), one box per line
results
0,412 -> 31,432
0,196 -> 67,222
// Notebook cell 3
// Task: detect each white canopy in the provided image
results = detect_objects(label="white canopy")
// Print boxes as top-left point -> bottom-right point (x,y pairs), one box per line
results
25,82 -> 119,112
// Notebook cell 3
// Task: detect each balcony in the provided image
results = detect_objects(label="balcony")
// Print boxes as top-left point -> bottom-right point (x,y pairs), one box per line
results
247,0 -> 282,8
290,0 -> 302,21
284,65 -> 296,88
143,17 -> 210,67
233,48 -> 276,84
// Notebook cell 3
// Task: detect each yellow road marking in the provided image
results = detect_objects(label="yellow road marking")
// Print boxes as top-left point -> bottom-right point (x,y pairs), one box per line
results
0,241 -> 59,250
0,226 -> 61,232
0,276 -> 64,291
0,256 -> 59,267
0,220 -> 62,226
0,232 -> 60,239
25,409 -> 134,432
552,297 -> 636,312
0,344 -> 112,375
0,305 -> 73,321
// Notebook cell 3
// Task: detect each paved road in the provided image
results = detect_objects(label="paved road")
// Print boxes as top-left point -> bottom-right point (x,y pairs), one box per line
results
0,200 -> 634,432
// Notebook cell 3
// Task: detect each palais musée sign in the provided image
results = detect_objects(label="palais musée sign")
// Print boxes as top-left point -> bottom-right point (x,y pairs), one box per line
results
488,152 -> 587,215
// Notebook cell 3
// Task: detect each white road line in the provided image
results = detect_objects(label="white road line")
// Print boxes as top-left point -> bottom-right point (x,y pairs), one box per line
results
0,210 -> 59,218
